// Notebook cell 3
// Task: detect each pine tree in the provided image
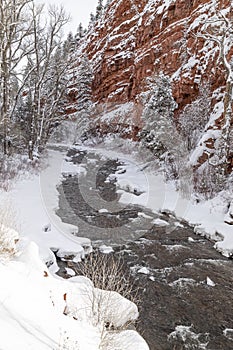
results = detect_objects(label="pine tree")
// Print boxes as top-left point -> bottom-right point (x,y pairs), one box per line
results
140,73 -> 177,157
105,0 -> 112,10
63,32 -> 76,54
75,55 -> 93,140
96,0 -> 104,21
88,13 -> 96,31
140,73 -> 193,191
76,23 -> 85,39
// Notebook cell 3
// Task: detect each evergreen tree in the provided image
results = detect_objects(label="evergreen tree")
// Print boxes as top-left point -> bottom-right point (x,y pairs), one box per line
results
140,73 -> 177,157
63,32 -> 76,54
88,13 -> 96,31
140,74 -> 193,191
75,55 -> 93,139
75,23 -> 86,47
96,0 -> 104,20
76,23 -> 85,39
105,0 -> 112,10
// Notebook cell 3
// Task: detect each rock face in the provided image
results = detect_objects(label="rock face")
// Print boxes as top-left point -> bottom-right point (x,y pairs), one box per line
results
82,0 -> 231,107
76,0 -> 232,168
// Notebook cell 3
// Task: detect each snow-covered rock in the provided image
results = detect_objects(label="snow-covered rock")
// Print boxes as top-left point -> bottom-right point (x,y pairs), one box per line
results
224,201 -> 233,225
152,218 -> 169,226
138,267 -> 150,275
206,276 -> 216,287
99,245 -> 114,254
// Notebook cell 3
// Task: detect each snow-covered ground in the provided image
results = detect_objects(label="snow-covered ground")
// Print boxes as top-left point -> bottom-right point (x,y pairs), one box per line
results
0,148 -> 92,271
0,145 -> 149,349
0,241 -> 148,350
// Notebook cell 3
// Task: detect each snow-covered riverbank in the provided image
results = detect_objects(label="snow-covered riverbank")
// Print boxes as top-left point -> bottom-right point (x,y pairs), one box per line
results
72,141 -> 233,258
0,145 -> 150,350
0,148 -> 91,271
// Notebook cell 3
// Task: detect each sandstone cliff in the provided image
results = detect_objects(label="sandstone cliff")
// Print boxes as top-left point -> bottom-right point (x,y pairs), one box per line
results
82,0 -> 230,103
75,0 -> 232,168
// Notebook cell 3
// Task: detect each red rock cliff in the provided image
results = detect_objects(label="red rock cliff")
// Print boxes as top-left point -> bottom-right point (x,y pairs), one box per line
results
75,0 -> 233,168
81,0 -> 231,108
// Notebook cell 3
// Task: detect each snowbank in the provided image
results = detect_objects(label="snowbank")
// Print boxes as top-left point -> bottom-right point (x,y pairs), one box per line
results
0,148 -> 92,270
78,143 -> 233,257
0,241 -> 149,350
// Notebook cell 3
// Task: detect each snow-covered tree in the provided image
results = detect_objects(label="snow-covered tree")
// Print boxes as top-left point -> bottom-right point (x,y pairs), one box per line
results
105,0 -> 112,10
140,73 -> 177,157
0,0 -> 34,155
16,4 -> 70,159
196,8 -> 233,173
96,0 -> 104,21
179,83 -> 211,151
76,23 -> 85,39
75,55 -> 93,139
140,73 -> 193,193
88,13 -> 96,31
63,32 -> 76,54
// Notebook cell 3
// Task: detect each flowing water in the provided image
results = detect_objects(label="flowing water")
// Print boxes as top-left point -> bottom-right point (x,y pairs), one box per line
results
56,147 -> 233,350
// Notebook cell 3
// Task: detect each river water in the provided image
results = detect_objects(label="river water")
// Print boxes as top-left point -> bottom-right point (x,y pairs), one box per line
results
56,146 -> 233,350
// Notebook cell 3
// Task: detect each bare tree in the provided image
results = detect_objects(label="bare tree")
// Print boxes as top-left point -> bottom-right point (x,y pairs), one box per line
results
0,0 -> 34,155
20,3 -> 70,158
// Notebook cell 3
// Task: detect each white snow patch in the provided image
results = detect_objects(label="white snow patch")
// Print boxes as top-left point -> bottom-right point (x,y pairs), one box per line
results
101,330 -> 149,350
138,212 -> 153,219
99,208 -> 109,213
65,267 -> 76,276
163,244 -> 190,252
169,278 -> 197,288
168,325 -> 209,349
99,245 -> 114,254
174,221 -> 184,228
153,218 -> 169,226
138,267 -> 150,275
206,276 -> 216,287
223,328 -> 233,340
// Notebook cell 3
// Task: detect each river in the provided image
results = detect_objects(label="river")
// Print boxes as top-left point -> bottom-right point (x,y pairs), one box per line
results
55,146 -> 233,350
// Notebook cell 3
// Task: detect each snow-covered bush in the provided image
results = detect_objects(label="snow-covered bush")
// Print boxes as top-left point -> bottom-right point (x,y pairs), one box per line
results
194,162 -> 227,199
75,252 -> 138,302
73,252 -> 139,330
0,203 -> 19,260
0,240 -> 149,349
179,83 -> 211,152
0,154 -> 28,191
